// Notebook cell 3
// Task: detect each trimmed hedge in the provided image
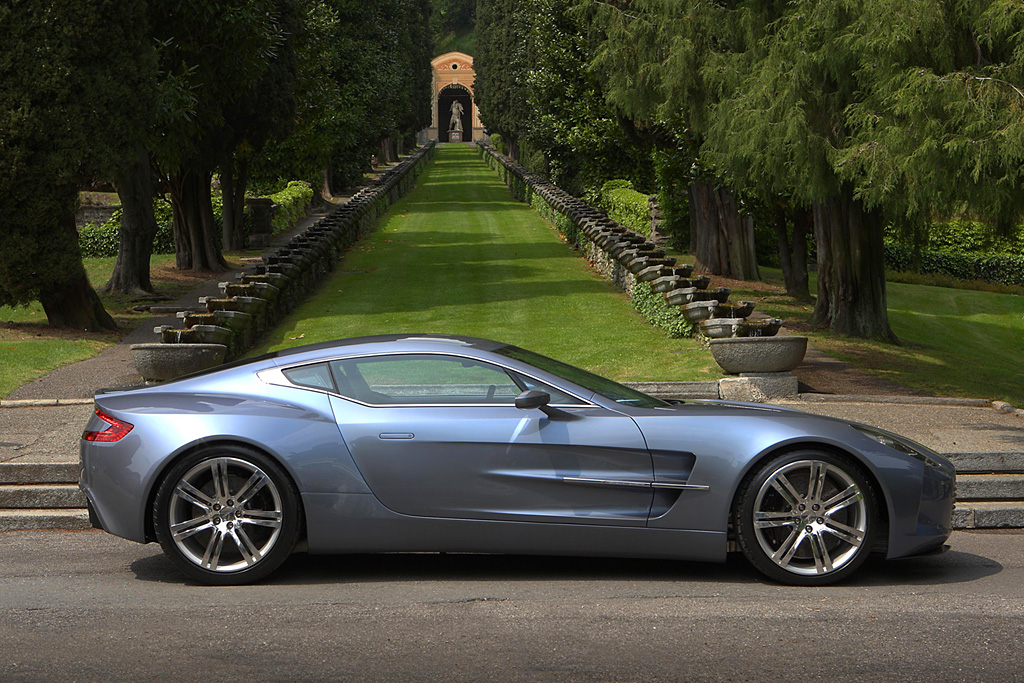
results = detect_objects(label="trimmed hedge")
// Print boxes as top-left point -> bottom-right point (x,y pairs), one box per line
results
268,180 -> 314,235
78,198 -> 177,257
884,243 -> 1024,287
595,180 -> 651,237
78,181 -> 313,256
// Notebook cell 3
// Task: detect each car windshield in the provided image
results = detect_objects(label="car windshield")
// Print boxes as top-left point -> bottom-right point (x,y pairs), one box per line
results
493,345 -> 669,409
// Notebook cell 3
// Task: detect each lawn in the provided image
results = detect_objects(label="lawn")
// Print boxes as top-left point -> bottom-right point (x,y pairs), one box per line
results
0,253 -> 256,398
731,268 -> 1024,404
255,145 -> 723,383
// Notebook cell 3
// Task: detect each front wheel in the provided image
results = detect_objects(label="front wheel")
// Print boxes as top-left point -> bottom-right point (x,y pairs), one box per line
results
153,446 -> 302,585
733,450 -> 877,586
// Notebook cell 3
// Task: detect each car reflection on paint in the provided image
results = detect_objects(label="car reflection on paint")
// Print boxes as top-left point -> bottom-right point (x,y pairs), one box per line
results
80,335 -> 954,585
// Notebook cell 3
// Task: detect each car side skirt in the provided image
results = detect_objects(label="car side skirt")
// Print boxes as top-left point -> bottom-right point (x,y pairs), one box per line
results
301,492 -> 727,562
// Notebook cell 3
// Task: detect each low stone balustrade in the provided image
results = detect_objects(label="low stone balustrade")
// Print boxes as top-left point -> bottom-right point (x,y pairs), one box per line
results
131,142 -> 437,382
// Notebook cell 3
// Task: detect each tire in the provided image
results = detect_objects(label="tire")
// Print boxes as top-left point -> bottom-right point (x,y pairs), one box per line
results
153,445 -> 302,585
733,450 -> 877,586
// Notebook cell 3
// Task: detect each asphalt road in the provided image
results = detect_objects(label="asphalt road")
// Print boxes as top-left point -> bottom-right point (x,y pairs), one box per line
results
1,531 -> 1023,681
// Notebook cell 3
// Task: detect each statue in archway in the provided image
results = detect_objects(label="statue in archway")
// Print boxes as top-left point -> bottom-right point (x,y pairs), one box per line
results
449,100 -> 464,132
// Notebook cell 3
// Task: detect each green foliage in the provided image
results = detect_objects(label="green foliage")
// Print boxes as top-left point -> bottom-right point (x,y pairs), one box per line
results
0,0 -> 152,317
79,200 -> 177,258
268,181 -> 315,234
884,244 -> 1024,288
596,180 -> 651,237
630,280 -> 695,339
652,146 -> 692,250
474,0 -> 532,151
922,221 -> 1024,256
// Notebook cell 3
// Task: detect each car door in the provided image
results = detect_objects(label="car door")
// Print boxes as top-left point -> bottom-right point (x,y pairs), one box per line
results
323,353 -> 654,526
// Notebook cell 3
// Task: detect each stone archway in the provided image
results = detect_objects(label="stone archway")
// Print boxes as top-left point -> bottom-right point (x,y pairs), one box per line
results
438,84 -> 472,143
420,51 -> 483,144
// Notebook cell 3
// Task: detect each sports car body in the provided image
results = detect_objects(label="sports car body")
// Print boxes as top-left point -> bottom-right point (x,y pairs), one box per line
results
80,335 -> 954,585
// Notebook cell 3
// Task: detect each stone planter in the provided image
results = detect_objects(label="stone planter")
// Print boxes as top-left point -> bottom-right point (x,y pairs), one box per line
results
131,343 -> 227,382
700,318 -> 746,339
711,301 -> 755,319
738,318 -> 783,337
680,300 -> 718,323
709,336 -> 808,374
190,324 -> 234,346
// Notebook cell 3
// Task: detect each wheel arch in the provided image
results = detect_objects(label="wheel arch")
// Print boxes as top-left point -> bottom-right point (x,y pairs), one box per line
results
726,440 -> 891,554
143,437 -> 306,543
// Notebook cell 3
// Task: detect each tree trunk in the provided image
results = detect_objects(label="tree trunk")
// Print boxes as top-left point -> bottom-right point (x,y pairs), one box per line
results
808,188 -> 897,342
220,154 -> 248,252
774,205 -> 811,302
169,165 -> 228,273
106,145 -> 157,295
39,214 -> 117,331
688,179 -> 760,280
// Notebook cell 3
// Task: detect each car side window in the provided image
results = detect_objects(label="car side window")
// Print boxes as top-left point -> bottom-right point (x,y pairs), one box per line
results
282,362 -> 336,392
329,355 -> 522,405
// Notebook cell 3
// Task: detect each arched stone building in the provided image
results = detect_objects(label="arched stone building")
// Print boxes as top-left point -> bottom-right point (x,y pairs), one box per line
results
420,51 -> 484,144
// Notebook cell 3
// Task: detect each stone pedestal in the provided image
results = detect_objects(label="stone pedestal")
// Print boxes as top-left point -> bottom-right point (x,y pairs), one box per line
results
246,197 -> 276,247
719,372 -> 800,403
449,130 -> 462,142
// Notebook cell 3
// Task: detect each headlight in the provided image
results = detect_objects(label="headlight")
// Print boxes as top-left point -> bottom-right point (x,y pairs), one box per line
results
852,425 -> 945,468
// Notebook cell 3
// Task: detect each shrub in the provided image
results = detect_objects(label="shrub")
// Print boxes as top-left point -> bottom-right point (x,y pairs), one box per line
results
78,198 -> 177,257
596,179 -> 651,237
884,243 -> 1024,287
266,180 -> 314,235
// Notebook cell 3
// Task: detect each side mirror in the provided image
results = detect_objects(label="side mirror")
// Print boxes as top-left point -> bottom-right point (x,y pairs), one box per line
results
515,389 -> 550,410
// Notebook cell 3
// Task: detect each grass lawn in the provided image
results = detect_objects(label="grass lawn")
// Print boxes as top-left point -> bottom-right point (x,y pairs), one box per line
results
0,252 -> 257,398
255,145 -> 722,383
731,268 -> 1024,404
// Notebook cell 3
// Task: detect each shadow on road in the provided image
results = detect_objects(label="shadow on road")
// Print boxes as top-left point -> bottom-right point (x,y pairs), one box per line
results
130,547 -> 1001,587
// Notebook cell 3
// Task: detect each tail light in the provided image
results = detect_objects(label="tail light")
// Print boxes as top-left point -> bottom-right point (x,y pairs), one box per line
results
82,409 -> 134,442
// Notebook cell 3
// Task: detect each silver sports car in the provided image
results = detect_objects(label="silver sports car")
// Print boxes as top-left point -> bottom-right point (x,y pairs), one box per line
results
80,335 -> 954,586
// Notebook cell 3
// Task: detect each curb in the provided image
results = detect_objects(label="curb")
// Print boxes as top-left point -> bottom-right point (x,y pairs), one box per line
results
0,398 -> 93,409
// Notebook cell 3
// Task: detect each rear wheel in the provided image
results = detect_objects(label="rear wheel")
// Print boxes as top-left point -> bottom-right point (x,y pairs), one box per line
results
153,445 -> 302,585
733,450 -> 877,585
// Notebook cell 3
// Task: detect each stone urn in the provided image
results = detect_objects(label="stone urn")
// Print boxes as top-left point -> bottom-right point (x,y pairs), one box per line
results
130,343 -> 227,382
708,336 -> 808,374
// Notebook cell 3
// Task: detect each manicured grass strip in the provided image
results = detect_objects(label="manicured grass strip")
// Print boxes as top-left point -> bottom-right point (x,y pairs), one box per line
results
733,268 -> 1024,404
0,339 -> 110,398
256,145 -> 721,382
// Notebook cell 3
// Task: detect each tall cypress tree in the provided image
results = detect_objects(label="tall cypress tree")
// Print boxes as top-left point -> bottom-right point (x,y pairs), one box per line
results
0,0 -> 151,329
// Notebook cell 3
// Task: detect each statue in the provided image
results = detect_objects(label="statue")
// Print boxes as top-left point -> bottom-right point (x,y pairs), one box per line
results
448,100 -> 464,132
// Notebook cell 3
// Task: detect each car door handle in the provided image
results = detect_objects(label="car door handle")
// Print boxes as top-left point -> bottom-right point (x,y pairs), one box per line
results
379,433 -> 415,440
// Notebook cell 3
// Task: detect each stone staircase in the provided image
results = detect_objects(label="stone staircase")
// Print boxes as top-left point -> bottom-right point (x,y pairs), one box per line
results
1,452 -> 1021,532
948,452 -> 1024,528
0,462 -> 90,531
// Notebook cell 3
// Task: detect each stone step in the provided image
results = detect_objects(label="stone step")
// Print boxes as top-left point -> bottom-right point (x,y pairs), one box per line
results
0,503 -> 1020,530
0,508 -> 91,532
0,462 -> 80,484
953,501 -> 1024,529
944,452 -> 1024,474
955,473 -> 1024,501
0,484 -> 86,509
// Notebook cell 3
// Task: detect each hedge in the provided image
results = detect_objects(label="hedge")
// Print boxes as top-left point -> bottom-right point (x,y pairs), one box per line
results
78,181 -> 313,256
884,243 -> 1024,287
268,181 -> 314,235
594,179 -> 651,238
